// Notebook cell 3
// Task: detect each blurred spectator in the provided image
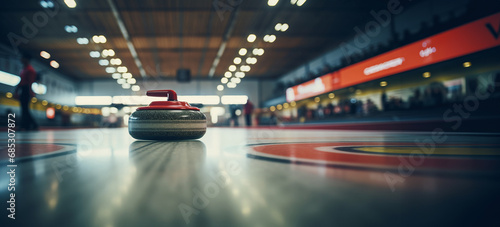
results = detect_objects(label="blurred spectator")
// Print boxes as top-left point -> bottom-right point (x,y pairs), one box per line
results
244,100 -> 254,126
409,89 -> 423,109
381,90 -> 388,111
317,104 -> 324,119
230,105 -> 240,126
14,53 -> 38,131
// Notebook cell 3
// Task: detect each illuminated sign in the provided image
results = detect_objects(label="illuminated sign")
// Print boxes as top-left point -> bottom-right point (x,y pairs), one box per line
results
286,12 -> 500,102
286,72 -> 339,102
363,57 -> 405,75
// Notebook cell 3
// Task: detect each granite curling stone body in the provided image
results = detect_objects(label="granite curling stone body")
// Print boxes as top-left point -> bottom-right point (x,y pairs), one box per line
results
128,90 -> 207,140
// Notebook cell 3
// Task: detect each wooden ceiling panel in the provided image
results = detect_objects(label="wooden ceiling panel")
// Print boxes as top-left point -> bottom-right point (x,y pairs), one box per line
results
0,0 -> 400,81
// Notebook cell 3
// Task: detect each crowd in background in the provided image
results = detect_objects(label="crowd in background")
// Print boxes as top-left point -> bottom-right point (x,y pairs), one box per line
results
272,3 -> 497,97
277,73 -> 500,123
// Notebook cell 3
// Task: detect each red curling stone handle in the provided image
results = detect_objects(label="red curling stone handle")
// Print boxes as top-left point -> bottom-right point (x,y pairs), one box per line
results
146,90 -> 178,101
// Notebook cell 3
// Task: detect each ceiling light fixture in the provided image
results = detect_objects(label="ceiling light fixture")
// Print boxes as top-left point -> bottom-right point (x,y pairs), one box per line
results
98,59 -> 109,66
127,78 -> 136,84
50,60 -> 59,69
64,25 -> 78,33
268,0 -> 279,6
131,85 -> 140,91
247,34 -> 257,43
40,51 -> 50,59
122,72 -> 132,79
64,0 -> 77,8
77,37 -> 89,44
112,73 -> 121,79
110,58 -> 122,65
90,51 -> 100,58
117,66 -> 128,73
239,48 -> 247,56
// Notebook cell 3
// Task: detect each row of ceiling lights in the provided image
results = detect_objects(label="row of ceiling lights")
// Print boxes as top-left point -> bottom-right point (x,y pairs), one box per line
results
42,0 -> 139,92
35,1 -> 77,78
216,1 -> 303,91
39,50 -> 59,69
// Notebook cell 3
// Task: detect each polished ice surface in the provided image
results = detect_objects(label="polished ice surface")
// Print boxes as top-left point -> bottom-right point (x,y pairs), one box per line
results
1,128 -> 500,227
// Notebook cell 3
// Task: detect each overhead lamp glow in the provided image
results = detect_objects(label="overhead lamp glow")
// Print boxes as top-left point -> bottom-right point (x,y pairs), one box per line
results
380,81 -> 387,87
263,35 -> 269,42
77,37 -> 89,44
31,82 -> 47,95
275,23 -> 282,31
264,34 -> 276,43
231,77 -> 241,84
110,58 -> 122,65
102,49 -> 115,57
90,51 -> 100,58
122,72 -> 132,79
40,51 -> 50,59
239,48 -> 247,56
228,65 -> 237,72
253,48 -> 264,56
233,57 -> 242,64
122,83 -> 131,89
112,73 -> 121,79
64,25 -> 78,33
50,60 -> 59,68
280,23 -> 289,32
246,57 -> 257,64
127,78 -> 136,84
274,23 -> 289,32
247,34 -> 257,43
221,95 -> 248,104
40,0 -> 55,8
105,67 -> 116,73
221,77 -> 229,84
64,0 -> 77,8
235,72 -> 245,78
117,66 -> 128,73
240,65 -> 251,72
227,82 -> 237,88
75,96 -> 113,105
296,0 -> 307,6
423,72 -> 431,78
98,59 -> 109,66
217,85 -> 224,91
0,70 -> 21,86
131,85 -> 140,92
92,35 -> 107,43
224,72 -> 232,78
268,0 -> 279,6
463,62 -> 471,68
117,78 -> 125,84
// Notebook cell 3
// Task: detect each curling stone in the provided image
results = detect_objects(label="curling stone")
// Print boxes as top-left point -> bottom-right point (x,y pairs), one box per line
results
128,90 -> 207,140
